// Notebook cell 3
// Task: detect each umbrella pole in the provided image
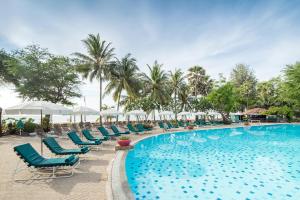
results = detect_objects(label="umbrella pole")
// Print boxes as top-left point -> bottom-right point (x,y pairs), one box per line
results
40,109 -> 44,155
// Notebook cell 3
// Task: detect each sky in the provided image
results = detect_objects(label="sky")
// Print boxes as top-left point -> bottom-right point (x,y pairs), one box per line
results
1,0 -> 300,111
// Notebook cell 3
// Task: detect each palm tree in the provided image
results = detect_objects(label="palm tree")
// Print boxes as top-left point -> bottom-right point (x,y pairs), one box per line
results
104,54 -> 141,121
142,61 -> 170,119
187,65 -> 213,96
74,34 -> 115,124
169,69 -> 185,119
178,84 -> 192,111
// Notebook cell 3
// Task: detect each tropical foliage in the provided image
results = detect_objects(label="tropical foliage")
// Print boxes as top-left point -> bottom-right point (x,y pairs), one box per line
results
187,65 -> 213,96
74,34 -> 115,123
207,82 -> 238,123
1,33 -> 300,123
3,45 -> 81,105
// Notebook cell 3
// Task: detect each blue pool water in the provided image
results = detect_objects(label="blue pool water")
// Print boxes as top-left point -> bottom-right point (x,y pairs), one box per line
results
125,124 -> 300,200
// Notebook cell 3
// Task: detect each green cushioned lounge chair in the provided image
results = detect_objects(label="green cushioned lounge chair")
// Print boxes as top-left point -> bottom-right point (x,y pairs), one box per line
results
127,123 -> 141,134
68,131 -> 102,146
82,129 -> 109,142
13,143 -> 79,181
158,121 -> 169,129
177,120 -> 186,127
136,124 -> 151,132
43,137 -> 90,155
166,121 -> 179,129
97,126 -> 120,138
111,125 -> 130,135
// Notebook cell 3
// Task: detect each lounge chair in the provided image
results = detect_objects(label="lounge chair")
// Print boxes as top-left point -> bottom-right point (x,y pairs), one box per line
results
68,131 -> 102,146
138,123 -> 152,131
13,143 -> 79,181
82,129 -> 109,142
166,121 -> 178,129
43,137 -> 90,155
158,121 -> 169,131
111,125 -> 130,135
127,123 -> 141,134
97,126 -> 120,138
136,124 -> 150,132
177,120 -> 186,127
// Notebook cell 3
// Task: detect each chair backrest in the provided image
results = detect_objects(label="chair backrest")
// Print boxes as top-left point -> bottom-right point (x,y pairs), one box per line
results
166,121 -> 173,128
127,123 -> 136,131
97,126 -> 110,136
82,129 -> 94,140
68,131 -> 83,144
14,143 -> 44,167
43,137 -> 63,154
158,121 -> 164,128
111,125 -> 119,134
136,124 -> 145,131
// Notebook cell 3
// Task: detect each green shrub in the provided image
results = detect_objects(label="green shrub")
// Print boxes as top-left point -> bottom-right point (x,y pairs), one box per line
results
119,136 -> 130,140
23,118 -> 37,133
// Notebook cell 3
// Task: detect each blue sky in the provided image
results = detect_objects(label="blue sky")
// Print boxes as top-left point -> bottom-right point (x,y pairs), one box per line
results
1,0 -> 300,109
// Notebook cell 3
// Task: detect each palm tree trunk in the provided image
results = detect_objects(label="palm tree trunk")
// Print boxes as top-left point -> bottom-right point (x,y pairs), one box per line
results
174,91 -> 177,120
116,93 -> 121,122
99,73 -> 103,125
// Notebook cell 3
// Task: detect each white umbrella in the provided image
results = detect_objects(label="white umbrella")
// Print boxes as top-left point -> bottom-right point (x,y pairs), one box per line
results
100,109 -> 123,117
5,101 -> 72,154
208,111 -> 219,116
158,111 -> 174,120
194,111 -> 206,116
73,106 -> 98,115
73,106 -> 98,123
177,111 -> 192,120
126,110 -> 146,121
177,111 -> 192,116
158,111 -> 174,116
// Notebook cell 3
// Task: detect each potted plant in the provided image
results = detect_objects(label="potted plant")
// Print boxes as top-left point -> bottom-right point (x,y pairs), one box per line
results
117,136 -> 131,147
187,125 -> 194,130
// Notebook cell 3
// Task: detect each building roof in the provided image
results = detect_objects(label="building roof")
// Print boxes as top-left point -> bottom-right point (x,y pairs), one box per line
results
243,108 -> 267,115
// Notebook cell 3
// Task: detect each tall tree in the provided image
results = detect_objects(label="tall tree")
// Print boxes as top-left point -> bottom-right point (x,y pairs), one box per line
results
104,54 -> 141,120
230,64 -> 257,111
169,69 -> 185,119
142,61 -> 170,117
283,62 -> 300,109
256,77 -> 284,108
6,45 -> 81,105
178,84 -> 192,111
74,34 -> 115,123
187,65 -> 213,96
0,49 -> 19,85
207,82 -> 238,123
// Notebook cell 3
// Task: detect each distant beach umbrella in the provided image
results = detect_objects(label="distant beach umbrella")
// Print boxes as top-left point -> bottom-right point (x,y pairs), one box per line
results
194,111 -> 206,116
126,110 -> 147,122
100,109 -> 123,117
158,111 -> 174,120
73,106 -> 98,123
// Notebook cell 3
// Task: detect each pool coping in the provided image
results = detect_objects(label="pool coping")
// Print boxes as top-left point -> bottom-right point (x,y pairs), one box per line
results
107,123 -> 297,199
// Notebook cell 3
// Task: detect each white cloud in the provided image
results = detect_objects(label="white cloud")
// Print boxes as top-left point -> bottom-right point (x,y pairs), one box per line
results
0,0 -> 300,110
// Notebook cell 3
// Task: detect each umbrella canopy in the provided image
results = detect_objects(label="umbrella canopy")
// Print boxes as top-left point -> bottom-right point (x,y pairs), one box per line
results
126,110 -> 147,116
194,111 -> 206,116
73,106 -> 98,115
158,111 -> 174,116
208,111 -> 219,116
4,101 -> 72,155
5,101 -> 72,115
100,109 -> 123,117
177,111 -> 192,116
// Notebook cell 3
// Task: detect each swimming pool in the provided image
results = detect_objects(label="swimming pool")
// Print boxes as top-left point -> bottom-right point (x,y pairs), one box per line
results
125,124 -> 300,200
